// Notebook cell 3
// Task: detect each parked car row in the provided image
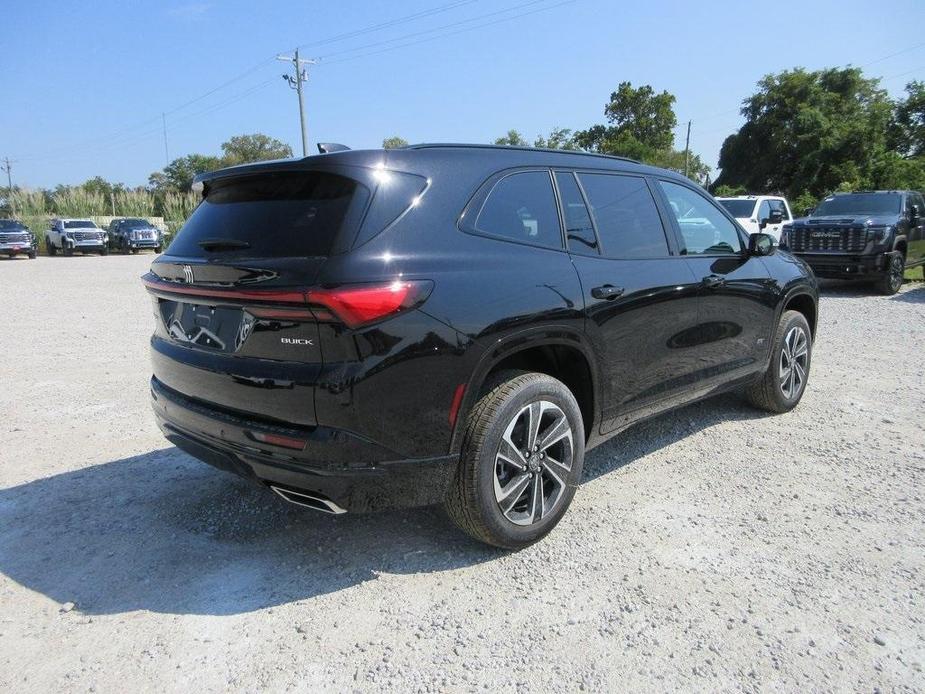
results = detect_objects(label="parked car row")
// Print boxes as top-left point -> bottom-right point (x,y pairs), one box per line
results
716,190 -> 925,295
0,217 -> 166,259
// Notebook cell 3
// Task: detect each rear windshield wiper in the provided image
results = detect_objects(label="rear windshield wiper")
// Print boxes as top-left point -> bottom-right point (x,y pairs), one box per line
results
197,238 -> 251,252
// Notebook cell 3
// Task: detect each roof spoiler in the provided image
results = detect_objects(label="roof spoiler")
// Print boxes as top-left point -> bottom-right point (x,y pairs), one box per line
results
317,143 -> 351,154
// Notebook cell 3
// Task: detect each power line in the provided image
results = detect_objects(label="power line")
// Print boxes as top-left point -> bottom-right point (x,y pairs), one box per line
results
318,0 -> 575,66
315,0 -> 553,61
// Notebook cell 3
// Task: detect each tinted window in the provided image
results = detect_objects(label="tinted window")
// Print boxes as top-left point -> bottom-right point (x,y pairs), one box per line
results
554,172 -> 597,254
768,199 -> 789,219
658,180 -> 742,255
167,171 -> 370,258
577,173 -> 668,258
758,200 -> 772,222
476,171 -> 562,249
64,220 -> 98,229
0,220 -> 26,230
718,199 -> 756,218
814,193 -> 901,216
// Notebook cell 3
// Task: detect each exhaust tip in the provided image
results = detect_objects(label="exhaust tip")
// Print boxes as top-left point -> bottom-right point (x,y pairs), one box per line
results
269,486 -> 347,514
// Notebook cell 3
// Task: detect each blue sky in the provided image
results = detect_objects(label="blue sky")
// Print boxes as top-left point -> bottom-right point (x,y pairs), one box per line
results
2,0 -> 923,189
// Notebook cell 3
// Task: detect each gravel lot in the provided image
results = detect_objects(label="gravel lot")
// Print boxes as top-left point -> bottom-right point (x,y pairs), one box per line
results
1,254 -> 923,692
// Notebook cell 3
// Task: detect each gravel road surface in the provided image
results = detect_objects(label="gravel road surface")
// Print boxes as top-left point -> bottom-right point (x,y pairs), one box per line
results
1,254 -> 923,692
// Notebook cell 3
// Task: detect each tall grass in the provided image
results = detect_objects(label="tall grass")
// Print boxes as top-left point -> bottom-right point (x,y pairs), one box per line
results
163,192 -> 200,231
114,190 -> 155,217
52,189 -> 109,217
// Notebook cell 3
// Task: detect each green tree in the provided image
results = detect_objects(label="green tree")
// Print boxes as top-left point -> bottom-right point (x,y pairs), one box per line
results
713,184 -> 747,197
892,81 -> 925,157
494,129 -> 529,146
382,136 -> 409,149
534,127 -> 579,150
157,154 -> 223,192
220,133 -> 292,166
714,67 -> 893,198
574,82 -> 677,158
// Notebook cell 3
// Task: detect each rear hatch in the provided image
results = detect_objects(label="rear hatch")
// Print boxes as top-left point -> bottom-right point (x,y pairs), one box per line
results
145,168 -> 371,426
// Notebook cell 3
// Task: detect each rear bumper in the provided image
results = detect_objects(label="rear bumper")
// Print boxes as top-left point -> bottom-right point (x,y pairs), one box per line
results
150,376 -> 458,513
794,252 -> 888,279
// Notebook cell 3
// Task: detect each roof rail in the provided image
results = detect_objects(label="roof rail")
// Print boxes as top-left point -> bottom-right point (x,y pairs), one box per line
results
404,142 -> 640,164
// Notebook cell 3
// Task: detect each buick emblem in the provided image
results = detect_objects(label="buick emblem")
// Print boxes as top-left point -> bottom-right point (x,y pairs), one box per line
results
182,265 -> 194,283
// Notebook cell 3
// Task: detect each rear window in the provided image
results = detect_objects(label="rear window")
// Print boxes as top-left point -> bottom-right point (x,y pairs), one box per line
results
166,171 -> 370,258
718,199 -> 756,218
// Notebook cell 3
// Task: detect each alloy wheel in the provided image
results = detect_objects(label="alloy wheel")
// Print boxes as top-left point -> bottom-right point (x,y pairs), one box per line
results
779,326 -> 809,399
889,254 -> 904,293
493,400 -> 573,526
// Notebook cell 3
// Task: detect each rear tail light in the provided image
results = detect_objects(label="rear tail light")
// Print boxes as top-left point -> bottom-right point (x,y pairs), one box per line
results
309,280 -> 432,328
248,431 -> 307,451
143,274 -> 432,329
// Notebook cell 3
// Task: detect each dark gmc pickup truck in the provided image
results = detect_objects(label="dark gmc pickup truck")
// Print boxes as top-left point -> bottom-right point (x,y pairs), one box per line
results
780,190 -> 925,294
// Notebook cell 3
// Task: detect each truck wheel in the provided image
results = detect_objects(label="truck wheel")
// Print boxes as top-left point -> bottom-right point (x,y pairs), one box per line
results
99,246 -> 109,256
28,251 -> 36,259
874,252 -> 904,295
745,310 -> 812,414
63,244 -> 73,257
47,239 -> 57,256
155,246 -> 163,253
444,371 -> 585,549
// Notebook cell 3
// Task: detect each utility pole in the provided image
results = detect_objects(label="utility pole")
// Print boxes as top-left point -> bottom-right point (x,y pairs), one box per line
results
2,157 -> 15,217
162,113 -> 170,165
277,49 -> 317,157
683,120 -> 692,178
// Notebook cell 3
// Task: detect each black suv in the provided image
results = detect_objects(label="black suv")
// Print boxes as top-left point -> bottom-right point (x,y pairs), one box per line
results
0,219 -> 37,259
144,144 -> 818,548
780,190 -> 925,294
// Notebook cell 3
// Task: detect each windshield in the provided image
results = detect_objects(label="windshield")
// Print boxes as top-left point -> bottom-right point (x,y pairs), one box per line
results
717,199 -> 756,218
124,219 -> 151,228
0,220 -> 26,230
64,220 -> 98,229
814,193 -> 901,217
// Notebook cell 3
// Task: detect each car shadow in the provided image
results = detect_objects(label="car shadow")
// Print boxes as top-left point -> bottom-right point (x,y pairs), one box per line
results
891,284 -> 925,303
0,394 -> 765,617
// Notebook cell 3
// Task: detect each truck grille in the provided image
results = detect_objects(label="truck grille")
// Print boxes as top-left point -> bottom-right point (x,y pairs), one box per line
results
790,227 -> 867,253
0,232 -> 30,244
74,231 -> 102,242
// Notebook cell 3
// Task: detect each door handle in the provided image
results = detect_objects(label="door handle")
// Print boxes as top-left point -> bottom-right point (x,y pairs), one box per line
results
702,274 -> 726,289
591,285 -> 624,300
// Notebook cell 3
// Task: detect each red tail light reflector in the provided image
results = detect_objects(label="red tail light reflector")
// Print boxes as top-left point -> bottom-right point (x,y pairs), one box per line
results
249,431 -> 307,451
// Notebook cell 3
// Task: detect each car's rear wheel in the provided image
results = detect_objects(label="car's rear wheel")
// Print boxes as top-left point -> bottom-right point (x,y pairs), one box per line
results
874,252 -> 904,295
745,310 -> 812,413
444,371 -> 585,549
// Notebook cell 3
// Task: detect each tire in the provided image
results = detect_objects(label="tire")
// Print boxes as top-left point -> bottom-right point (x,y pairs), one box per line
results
155,246 -> 163,253
745,310 -> 812,414
28,251 -> 36,259
63,245 -> 73,257
874,252 -> 904,295
46,239 -> 57,256
131,248 -> 139,255
99,246 -> 109,256
444,371 -> 585,549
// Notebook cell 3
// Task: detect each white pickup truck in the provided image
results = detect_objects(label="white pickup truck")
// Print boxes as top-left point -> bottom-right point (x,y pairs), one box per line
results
46,218 -> 109,256
716,195 -> 793,243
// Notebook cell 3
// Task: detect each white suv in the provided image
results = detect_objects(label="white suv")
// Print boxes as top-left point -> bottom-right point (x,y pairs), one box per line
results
46,218 -> 109,256
716,195 -> 793,242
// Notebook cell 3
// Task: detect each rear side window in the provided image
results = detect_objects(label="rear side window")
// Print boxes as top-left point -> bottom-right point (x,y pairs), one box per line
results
475,171 -> 562,249
577,173 -> 668,258
167,171 -> 370,258
555,172 -> 598,254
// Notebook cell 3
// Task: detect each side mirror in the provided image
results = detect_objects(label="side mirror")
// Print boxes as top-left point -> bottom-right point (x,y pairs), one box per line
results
759,218 -> 768,230
910,204 -> 919,222
749,232 -> 775,256
802,207 -> 814,217
768,210 -> 784,225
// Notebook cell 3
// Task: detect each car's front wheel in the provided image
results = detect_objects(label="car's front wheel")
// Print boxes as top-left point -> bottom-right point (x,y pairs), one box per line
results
874,251 -> 904,295
745,310 -> 812,413
445,371 -> 585,549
